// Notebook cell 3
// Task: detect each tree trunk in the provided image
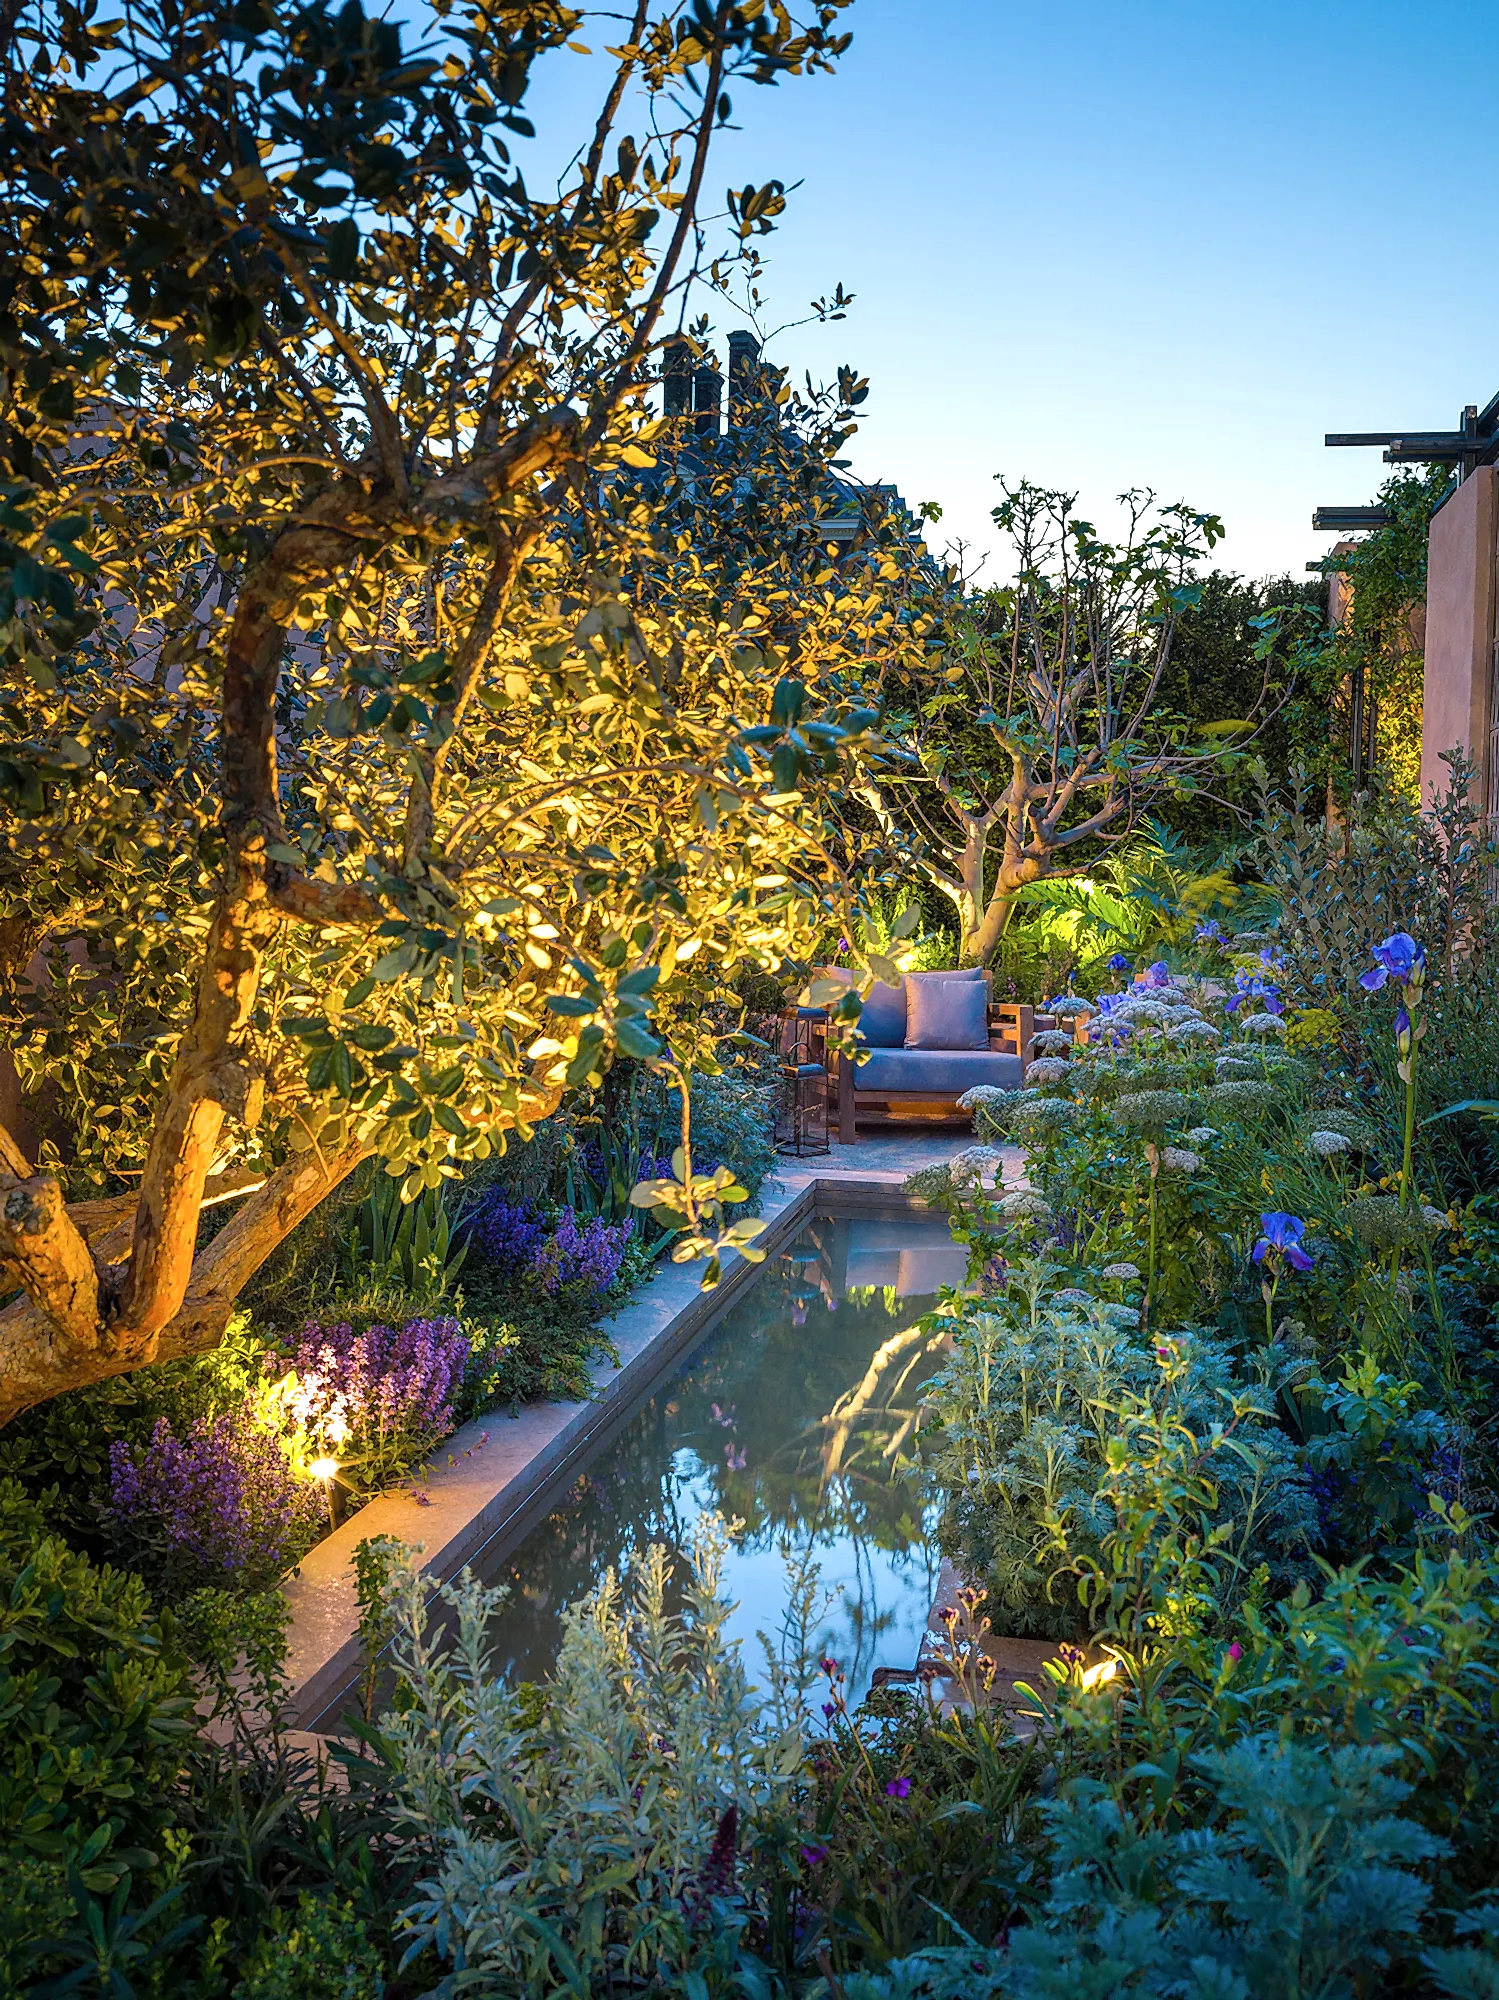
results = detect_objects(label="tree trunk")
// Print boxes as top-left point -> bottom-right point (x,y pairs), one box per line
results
0,1140 -> 370,1426
962,849 -> 1048,967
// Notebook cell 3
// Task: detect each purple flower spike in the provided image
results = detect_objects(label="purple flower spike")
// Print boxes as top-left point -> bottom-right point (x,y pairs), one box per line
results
1252,1211 -> 1314,1273
801,1844 -> 829,1867
885,1777 -> 912,1799
1360,932 -> 1425,992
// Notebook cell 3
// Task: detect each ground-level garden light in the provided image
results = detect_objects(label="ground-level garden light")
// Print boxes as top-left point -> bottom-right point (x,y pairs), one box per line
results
309,1455 -> 342,1533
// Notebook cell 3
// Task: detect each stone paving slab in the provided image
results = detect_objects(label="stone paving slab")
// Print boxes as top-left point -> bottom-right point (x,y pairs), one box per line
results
282,1131 -> 1023,1730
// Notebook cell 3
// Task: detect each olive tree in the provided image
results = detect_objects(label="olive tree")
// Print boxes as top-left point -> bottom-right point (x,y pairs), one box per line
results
0,0 -> 932,1423
864,481 -> 1276,964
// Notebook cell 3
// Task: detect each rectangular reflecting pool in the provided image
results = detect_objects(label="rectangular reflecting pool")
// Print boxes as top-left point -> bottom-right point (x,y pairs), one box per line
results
477,1208 -> 967,1707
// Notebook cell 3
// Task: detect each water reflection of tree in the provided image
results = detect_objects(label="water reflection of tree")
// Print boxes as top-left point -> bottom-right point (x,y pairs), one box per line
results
483,1217 -> 952,1689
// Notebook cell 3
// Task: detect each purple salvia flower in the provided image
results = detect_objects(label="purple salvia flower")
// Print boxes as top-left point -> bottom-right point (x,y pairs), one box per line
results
108,1410 -> 321,1589
278,1315 -> 470,1475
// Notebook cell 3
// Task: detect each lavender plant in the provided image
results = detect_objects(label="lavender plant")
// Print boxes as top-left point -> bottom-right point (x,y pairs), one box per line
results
277,1316 -> 471,1498
106,1408 -> 323,1594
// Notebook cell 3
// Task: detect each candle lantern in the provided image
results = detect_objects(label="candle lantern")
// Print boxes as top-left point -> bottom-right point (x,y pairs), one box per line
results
775,1006 -> 830,1157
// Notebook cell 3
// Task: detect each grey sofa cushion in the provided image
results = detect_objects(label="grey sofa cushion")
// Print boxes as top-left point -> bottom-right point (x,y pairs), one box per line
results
904,973 -> 989,1050
814,968 -> 907,1046
853,1048 -> 1023,1093
857,979 -> 908,1048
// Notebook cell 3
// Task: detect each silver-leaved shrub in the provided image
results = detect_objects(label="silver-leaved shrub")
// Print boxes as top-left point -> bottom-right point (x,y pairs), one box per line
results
925,1264 -> 1315,1640
374,1516 -> 803,1995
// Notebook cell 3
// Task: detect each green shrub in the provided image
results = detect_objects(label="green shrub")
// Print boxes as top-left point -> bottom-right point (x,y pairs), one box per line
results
232,1893 -> 385,2000
0,1478 -> 194,1874
836,1738 -> 1454,1999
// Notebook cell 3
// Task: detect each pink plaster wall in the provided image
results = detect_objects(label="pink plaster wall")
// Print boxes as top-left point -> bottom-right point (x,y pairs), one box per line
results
1421,466 -> 1496,809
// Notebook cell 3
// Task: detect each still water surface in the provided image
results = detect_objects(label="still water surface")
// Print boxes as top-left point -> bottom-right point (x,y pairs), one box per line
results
480,1210 -> 966,1705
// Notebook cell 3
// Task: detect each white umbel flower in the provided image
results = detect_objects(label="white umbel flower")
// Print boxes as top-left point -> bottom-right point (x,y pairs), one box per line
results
948,1145 -> 1005,1185
1032,1029 -> 1073,1056
1158,1146 -> 1201,1174
1308,1129 -> 1353,1157
1169,1020 -> 1222,1044
957,1084 -> 1013,1110
1024,1056 -> 1073,1086
1185,1126 -> 1219,1146
999,1190 -> 1054,1225
1101,1260 -> 1141,1282
1239,1012 -> 1287,1038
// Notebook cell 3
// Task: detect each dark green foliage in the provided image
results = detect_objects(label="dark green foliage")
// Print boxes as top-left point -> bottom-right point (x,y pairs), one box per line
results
0,1478 -> 194,1872
1261,755 -> 1499,1201
1158,567 -> 1326,838
231,1894 -> 384,2000
784,1695 -> 1049,1972
452,1296 -> 619,1415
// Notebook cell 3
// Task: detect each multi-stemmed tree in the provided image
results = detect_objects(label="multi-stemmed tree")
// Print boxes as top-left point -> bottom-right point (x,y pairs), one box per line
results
0,0 -> 947,1422
864,481 -> 1276,964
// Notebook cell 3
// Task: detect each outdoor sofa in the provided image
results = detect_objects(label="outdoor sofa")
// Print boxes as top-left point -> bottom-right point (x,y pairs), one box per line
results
817,967 -> 1041,1143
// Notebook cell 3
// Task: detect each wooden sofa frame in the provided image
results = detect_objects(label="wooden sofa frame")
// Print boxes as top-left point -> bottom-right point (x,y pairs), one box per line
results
834,1001 -> 1039,1144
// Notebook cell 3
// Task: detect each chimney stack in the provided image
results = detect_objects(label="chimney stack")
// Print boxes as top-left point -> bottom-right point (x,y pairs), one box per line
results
727,329 -> 762,424
692,356 -> 722,436
662,337 -> 692,418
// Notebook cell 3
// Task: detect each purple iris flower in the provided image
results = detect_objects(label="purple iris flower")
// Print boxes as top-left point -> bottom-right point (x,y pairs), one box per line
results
1252,1211 -> 1314,1272
1194,919 -> 1223,943
1224,971 -> 1283,1016
1145,961 -> 1171,987
1360,932 -> 1424,992
1107,952 -> 1132,972
1394,1006 -> 1412,1054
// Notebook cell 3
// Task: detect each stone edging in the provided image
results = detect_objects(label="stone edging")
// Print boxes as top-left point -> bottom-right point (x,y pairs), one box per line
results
282,1169 -> 930,1730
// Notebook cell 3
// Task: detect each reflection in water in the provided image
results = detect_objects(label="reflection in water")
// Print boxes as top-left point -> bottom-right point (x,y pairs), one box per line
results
480,1211 -> 966,1705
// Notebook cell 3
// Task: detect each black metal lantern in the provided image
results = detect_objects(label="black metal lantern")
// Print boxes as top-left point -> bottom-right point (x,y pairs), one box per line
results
775,1006 -> 830,1157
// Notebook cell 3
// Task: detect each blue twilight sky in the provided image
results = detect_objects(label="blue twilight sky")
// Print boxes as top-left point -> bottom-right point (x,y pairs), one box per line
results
532,0 -> 1499,584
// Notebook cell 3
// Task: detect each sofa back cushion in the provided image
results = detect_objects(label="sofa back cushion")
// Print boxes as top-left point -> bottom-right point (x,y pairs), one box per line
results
857,979 -> 908,1047
811,968 -> 907,1047
904,970 -> 990,1050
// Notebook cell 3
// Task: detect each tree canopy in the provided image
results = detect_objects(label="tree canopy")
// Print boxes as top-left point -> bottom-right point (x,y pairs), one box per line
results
864,481 -> 1278,965
0,0 -> 950,1422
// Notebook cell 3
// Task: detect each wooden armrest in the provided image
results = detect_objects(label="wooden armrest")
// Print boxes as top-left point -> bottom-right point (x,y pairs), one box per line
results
988,1001 -> 1035,1067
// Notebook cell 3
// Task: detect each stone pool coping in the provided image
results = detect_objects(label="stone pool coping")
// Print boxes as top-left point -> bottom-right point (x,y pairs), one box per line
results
281,1144 -> 1018,1731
